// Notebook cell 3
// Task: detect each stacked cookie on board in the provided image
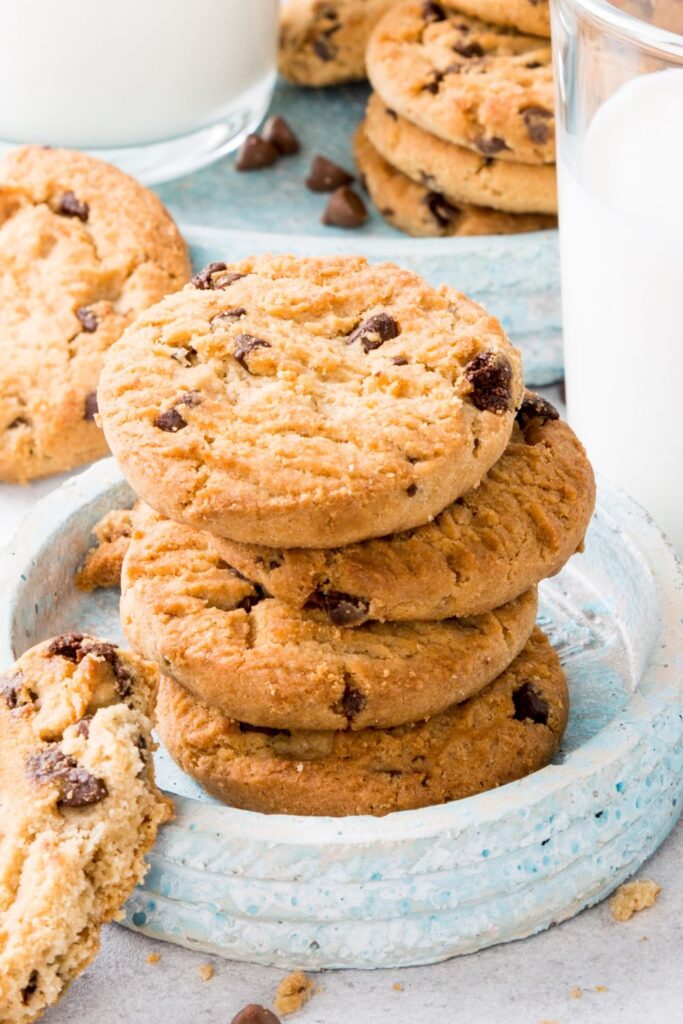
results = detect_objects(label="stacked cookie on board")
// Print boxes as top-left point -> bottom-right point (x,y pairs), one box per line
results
96,253 -> 595,817
356,0 -> 558,236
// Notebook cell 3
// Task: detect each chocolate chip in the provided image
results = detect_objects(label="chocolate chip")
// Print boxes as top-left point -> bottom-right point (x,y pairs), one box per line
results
424,191 -> 459,229
422,70 -> 445,94
305,154 -> 354,192
333,680 -> 367,720
1,671 -> 25,709
262,115 -> 300,155
84,391 -> 98,421
305,589 -> 370,626
346,313 -> 400,353
463,351 -> 513,413
79,640 -> 132,696
235,133 -> 279,171
8,416 -> 29,429
406,483 -> 418,496
475,135 -> 511,155
22,971 -> 38,1004
237,582 -> 267,613
214,271 -> 247,290
525,60 -> 542,69
521,106 -> 553,144
154,407 -> 187,432
515,391 -> 559,429
27,748 -> 108,807
211,308 -> 247,327
238,721 -> 288,738
385,107 -> 398,120
171,345 -> 198,365
230,1006 -> 281,1024
322,186 -> 368,228
454,41 -> 484,57
513,681 -> 549,725
313,36 -> 336,61
177,390 -> 202,408
423,0 -> 447,20
392,356 -> 409,366
192,261 -> 227,289
57,191 -> 89,222
76,306 -> 98,332
48,633 -> 85,662
76,716 -> 93,738
233,334 -> 272,371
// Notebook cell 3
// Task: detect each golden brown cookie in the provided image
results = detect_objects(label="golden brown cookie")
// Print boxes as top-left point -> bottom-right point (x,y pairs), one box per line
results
364,92 -> 557,214
0,634 -> 171,1023
99,254 -> 524,548
0,145 -> 190,482
367,1 -> 555,164
355,122 -> 556,236
449,0 -> 550,38
157,628 -> 568,816
121,508 -> 538,731
210,393 -> 594,622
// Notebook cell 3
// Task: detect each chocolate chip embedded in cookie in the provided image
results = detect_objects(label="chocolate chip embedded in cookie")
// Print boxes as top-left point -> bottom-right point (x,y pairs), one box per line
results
0,637 -> 170,1024
366,1 -> 555,164
0,145 -> 190,483
121,507 -> 538,731
98,253 -> 523,548
156,628 -> 568,816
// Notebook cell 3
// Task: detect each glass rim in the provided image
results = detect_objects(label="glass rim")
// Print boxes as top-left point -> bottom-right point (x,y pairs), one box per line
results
561,0 -> 683,57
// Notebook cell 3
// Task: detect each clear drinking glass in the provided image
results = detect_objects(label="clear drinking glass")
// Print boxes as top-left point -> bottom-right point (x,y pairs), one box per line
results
0,0 -> 279,184
551,0 -> 683,552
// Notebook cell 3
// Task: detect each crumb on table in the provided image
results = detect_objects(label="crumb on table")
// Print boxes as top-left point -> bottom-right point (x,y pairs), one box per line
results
392,981 -> 404,992
595,985 -> 608,993
274,971 -> 315,1016
610,879 -> 661,922
147,952 -> 161,965
199,963 -> 215,981
570,987 -> 582,999
75,507 -> 133,591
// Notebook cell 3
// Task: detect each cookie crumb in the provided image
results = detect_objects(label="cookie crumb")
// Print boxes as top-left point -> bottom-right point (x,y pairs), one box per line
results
595,985 -> 608,993
274,971 -> 315,1016
147,952 -> 161,965
75,507 -> 133,591
570,987 -> 582,999
392,982 -> 404,992
610,879 -> 661,921
198,963 -> 214,981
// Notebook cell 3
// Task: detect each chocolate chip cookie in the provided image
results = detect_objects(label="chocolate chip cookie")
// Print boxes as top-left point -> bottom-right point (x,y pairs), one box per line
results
0,146 -> 190,483
367,1 -> 555,164
355,123 -> 556,235
279,0 -> 399,85
157,628 -> 567,816
364,92 -> 557,214
99,253 -> 524,548
121,507 -> 538,730
0,635 -> 171,1023
448,0 -> 550,37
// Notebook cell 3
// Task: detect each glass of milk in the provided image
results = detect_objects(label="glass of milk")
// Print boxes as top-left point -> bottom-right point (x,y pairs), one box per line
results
551,0 -> 683,553
0,0 -> 278,184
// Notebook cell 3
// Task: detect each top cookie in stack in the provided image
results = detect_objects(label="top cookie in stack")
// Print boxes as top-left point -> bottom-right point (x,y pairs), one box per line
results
357,0 -> 557,236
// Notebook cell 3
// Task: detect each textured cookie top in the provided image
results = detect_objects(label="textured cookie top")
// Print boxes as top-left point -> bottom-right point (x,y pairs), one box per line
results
0,145 -> 190,482
450,0 -> 550,37
212,393 -> 594,622
367,1 -> 555,164
99,253 -> 523,548
0,635 -> 170,1024
157,627 -> 568,816
121,507 -> 537,731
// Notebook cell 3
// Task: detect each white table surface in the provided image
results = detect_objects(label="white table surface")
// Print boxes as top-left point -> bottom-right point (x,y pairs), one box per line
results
2,386 -> 681,1024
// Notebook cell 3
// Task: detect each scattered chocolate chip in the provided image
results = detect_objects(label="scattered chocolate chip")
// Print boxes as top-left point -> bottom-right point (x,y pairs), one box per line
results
322,186 -> 368,228
262,115 -> 300,155
57,191 -> 89,222
235,133 -> 279,171
385,107 -> 398,120
463,351 -> 513,413
8,416 -> 29,429
424,191 -> 459,229
214,271 -> 247,290
84,391 -> 98,421
521,105 -> 554,144
76,306 -> 98,332
513,681 -> 549,725
305,154 -> 354,192
233,334 -> 272,371
177,390 -> 202,408
231,1006 -> 281,1024
346,313 -> 400,353
333,681 -> 367,720
191,261 -> 227,289
313,36 -> 336,61
211,308 -> 246,327
406,483 -> 418,496
238,721 -> 288,738
27,748 -> 108,807
171,345 -> 198,366
423,0 -> 447,19
79,640 -> 132,696
305,589 -> 370,626
237,583 -> 268,613
422,70 -> 445,94
392,356 -> 409,366
48,633 -> 85,662
76,716 -> 93,738
475,135 -> 511,155
22,971 -> 38,1004
525,60 -> 542,69
454,41 -> 484,57
516,391 -> 559,429
154,407 -> 187,432
1,671 -> 24,709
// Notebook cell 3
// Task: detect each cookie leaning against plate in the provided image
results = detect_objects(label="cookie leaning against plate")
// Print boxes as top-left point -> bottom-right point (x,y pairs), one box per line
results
355,122 -> 556,236
211,393 -> 594,623
157,628 -> 568,816
364,92 -> 557,215
367,0 -> 555,164
0,634 -> 171,1024
450,0 -> 550,38
279,0 -> 399,86
98,254 -> 524,548
0,145 -> 190,483
121,508 -> 538,730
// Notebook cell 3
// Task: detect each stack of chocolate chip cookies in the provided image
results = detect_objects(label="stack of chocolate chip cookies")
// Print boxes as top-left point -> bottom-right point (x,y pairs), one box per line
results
357,0 -> 558,236
96,253 -> 594,817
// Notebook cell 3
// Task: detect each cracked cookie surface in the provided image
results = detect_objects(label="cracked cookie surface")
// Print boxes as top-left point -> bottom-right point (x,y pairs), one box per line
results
157,628 -> 567,815
0,145 -> 190,482
99,253 -> 523,548
121,507 -> 538,731
0,635 -> 171,1024
367,0 -> 555,164
448,0 -> 550,37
